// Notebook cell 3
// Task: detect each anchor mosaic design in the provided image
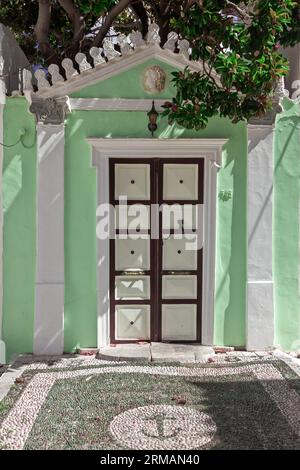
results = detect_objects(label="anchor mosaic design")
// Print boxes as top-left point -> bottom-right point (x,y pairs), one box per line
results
110,405 -> 217,450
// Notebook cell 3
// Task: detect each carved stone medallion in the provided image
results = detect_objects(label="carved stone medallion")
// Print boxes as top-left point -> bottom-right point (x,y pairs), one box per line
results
143,65 -> 167,94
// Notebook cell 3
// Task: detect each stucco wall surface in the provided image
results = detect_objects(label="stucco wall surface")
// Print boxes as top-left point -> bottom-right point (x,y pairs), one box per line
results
274,99 -> 300,351
1,60 -> 248,359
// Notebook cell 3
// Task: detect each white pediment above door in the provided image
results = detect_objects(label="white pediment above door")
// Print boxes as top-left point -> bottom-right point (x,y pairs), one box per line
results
34,45 -> 206,99
26,23 -> 221,101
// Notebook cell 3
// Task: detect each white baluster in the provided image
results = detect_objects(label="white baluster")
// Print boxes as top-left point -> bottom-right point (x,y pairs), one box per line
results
75,52 -> 92,72
0,57 -> 6,99
89,47 -> 105,66
291,80 -> 300,101
118,34 -> 133,56
275,76 -> 287,96
103,38 -> 121,60
48,64 -> 64,84
34,69 -> 50,89
179,39 -> 190,60
164,32 -> 178,52
146,23 -> 160,45
22,69 -> 33,90
61,58 -> 78,80
129,30 -> 145,49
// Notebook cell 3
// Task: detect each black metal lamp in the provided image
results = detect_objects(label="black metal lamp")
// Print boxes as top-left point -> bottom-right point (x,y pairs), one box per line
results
147,100 -> 158,137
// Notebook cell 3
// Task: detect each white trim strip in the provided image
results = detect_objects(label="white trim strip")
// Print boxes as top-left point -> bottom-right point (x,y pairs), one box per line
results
69,98 -> 169,112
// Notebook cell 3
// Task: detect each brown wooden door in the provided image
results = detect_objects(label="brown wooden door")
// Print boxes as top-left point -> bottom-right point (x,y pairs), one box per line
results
109,158 -> 204,343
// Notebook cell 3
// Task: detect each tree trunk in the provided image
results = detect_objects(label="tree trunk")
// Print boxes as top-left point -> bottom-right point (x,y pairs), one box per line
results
35,0 -> 60,64
158,1 -> 171,46
131,1 -> 149,38
158,16 -> 170,46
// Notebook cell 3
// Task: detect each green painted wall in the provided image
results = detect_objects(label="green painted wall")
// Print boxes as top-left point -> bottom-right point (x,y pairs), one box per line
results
2,60 -> 248,359
2,97 -> 37,360
64,59 -> 247,350
274,99 -> 300,351
3,58 -> 300,357
64,112 -> 247,350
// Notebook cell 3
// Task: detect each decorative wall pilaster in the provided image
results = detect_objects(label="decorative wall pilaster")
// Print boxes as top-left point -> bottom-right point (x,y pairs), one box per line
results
31,96 -> 69,355
246,80 -> 289,350
247,124 -> 275,350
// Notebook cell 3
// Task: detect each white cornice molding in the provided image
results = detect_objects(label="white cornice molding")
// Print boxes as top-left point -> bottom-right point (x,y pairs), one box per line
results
36,46 -> 204,99
88,138 -> 227,167
69,98 -> 169,111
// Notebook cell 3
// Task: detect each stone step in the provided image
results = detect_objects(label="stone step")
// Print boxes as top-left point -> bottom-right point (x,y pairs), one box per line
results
97,343 -> 215,363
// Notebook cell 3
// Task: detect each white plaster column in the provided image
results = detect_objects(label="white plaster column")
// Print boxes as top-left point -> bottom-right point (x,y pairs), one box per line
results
31,96 -> 69,355
247,124 -> 275,350
0,59 -> 5,363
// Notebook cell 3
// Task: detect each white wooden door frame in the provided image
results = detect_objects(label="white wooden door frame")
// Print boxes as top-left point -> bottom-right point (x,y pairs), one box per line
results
88,138 -> 227,347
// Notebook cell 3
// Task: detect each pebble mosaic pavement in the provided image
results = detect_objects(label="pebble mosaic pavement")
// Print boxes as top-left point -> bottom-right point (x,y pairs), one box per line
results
0,351 -> 299,450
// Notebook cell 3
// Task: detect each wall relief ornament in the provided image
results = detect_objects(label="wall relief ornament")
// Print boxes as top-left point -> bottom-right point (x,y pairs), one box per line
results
143,65 -> 167,94
30,96 -> 70,124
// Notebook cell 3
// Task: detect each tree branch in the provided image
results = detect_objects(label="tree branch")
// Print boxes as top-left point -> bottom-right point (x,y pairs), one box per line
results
92,0 -> 132,47
184,0 -> 203,11
156,0 -> 171,46
223,1 -> 252,22
144,0 -> 160,17
130,1 -> 149,38
57,0 -> 85,43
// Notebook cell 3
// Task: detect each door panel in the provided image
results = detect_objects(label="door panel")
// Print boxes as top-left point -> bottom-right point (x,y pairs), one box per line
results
115,275 -> 150,300
162,304 -> 197,341
115,164 -> 150,200
163,164 -> 198,200
162,275 -> 197,299
115,305 -> 150,340
162,204 -> 198,230
116,205 -> 150,231
162,235 -> 198,271
115,237 -> 150,271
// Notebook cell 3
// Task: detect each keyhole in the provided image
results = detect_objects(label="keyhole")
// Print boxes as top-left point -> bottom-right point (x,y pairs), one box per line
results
177,250 -> 182,254
130,321 -> 134,325
131,180 -> 135,184
131,250 -> 135,254
179,179 -> 184,184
